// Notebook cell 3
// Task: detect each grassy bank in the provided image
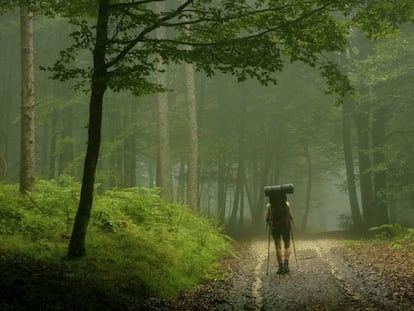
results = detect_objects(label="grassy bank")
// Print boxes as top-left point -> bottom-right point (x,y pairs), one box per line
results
0,176 -> 232,309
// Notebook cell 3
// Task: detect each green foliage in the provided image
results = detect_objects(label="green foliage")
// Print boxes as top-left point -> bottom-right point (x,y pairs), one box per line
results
0,0 -> 16,14
365,226 -> 414,254
402,227 -> 414,241
0,179 -> 231,298
369,223 -> 405,240
90,186 -> 231,295
42,1 -> 368,98
0,175 -> 79,238
0,184 -> 24,234
353,1 -> 414,39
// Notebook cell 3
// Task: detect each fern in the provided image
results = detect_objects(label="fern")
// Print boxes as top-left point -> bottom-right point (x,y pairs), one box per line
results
0,179 -> 231,298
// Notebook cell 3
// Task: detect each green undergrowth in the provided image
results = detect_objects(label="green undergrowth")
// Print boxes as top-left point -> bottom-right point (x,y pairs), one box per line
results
0,176 -> 233,308
345,223 -> 414,249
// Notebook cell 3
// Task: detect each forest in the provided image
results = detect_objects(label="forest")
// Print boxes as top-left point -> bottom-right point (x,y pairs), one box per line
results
1,1 -> 414,310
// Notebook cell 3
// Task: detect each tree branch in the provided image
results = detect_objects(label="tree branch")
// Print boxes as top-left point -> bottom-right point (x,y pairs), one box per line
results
111,1 -> 334,53
106,0 -> 194,69
109,0 -> 165,10
385,129 -> 414,141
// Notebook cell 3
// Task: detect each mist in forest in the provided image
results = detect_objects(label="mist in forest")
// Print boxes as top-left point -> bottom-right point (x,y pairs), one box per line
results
2,3 -> 414,310
1,10 -> 414,237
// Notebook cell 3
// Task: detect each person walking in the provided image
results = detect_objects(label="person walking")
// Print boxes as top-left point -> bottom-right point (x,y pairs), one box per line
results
265,192 -> 293,274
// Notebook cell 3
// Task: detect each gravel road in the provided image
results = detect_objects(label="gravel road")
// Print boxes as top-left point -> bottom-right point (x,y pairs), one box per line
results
259,239 -> 407,311
142,238 -> 414,311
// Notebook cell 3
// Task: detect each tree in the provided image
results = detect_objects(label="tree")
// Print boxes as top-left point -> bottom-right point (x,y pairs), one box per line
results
19,3 -> 35,193
342,96 -> 363,230
0,14 -> 20,182
228,93 -> 247,232
301,142 -> 313,232
155,1 -> 173,202
185,60 -> 199,209
46,0 -> 372,257
175,1 -> 200,210
343,23 -> 414,227
65,0 -> 110,257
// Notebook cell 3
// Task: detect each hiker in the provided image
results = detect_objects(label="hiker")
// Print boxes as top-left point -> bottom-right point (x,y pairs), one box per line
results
265,192 -> 293,274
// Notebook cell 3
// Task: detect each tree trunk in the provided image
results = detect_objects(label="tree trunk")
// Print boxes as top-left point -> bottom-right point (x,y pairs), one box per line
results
245,160 -> 260,225
216,80 -> 228,222
19,4 -> 35,193
252,138 -> 275,228
58,106 -> 74,175
342,98 -> 363,230
106,108 -> 122,188
147,159 -> 155,188
177,159 -> 186,204
124,134 -> 137,187
354,100 -> 376,228
253,161 -> 267,228
196,73 -> 207,130
372,104 -> 389,225
229,97 -> 247,231
155,1 -> 173,202
48,111 -> 58,179
238,181 -> 245,228
301,142 -> 312,232
0,31 -> 15,181
244,161 -> 255,221
185,62 -> 199,209
67,0 -> 109,258
218,158 -> 226,223
40,117 -> 49,178
121,100 -> 137,188
206,182 -> 212,217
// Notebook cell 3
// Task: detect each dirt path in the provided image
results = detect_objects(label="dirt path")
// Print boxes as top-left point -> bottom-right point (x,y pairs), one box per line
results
142,238 -> 414,311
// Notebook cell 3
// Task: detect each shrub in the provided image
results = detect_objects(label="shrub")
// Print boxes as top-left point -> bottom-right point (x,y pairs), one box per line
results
369,223 -> 405,240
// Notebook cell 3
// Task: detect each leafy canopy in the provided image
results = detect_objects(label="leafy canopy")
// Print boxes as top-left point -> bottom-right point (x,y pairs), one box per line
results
353,0 -> 414,39
40,0 -> 367,96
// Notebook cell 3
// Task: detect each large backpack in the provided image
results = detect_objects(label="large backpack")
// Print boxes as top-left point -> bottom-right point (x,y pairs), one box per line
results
269,202 -> 290,229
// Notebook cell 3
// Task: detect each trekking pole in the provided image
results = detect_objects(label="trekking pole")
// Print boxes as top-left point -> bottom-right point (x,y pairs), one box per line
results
289,221 -> 298,269
266,223 -> 271,275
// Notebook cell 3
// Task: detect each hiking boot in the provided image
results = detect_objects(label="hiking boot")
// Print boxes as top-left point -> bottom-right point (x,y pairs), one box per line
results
283,261 -> 289,273
277,264 -> 285,274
